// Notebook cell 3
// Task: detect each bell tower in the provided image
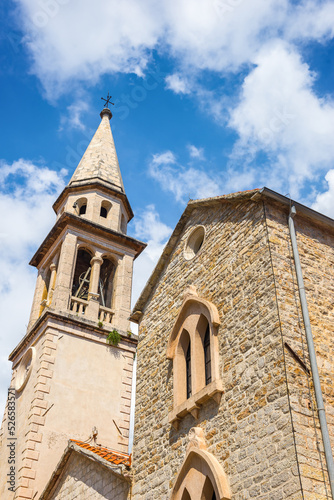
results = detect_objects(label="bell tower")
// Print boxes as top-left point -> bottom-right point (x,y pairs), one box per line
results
0,106 -> 145,500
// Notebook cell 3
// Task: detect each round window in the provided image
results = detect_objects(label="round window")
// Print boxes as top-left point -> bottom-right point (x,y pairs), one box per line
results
184,226 -> 205,260
15,347 -> 35,392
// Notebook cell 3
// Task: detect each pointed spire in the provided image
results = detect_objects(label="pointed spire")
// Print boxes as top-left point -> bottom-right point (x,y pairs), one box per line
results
69,108 -> 125,193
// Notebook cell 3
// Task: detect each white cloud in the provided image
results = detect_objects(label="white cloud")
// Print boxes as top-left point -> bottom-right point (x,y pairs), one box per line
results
148,148 -> 261,203
16,0 -> 164,97
59,100 -> 90,131
164,0 -> 287,72
228,41 -> 334,197
131,204 -> 172,305
285,1 -> 334,42
14,0 -> 334,97
148,151 -> 221,203
165,74 -> 191,94
187,145 -> 205,160
0,159 -> 66,417
312,169 -> 334,218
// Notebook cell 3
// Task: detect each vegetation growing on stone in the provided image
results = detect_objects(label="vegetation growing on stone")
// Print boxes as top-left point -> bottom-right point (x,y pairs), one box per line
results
106,329 -> 121,346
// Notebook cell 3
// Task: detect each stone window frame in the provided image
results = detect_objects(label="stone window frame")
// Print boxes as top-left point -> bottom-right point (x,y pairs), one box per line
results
170,427 -> 231,500
167,287 -> 223,430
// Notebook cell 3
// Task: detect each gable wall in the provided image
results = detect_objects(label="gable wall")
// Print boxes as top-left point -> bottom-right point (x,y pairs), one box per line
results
46,452 -> 130,500
133,199 -> 302,499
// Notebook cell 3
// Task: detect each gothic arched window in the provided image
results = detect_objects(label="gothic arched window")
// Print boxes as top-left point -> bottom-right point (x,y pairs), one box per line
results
167,287 -> 223,429
170,430 -> 231,500
186,341 -> 192,399
204,324 -> 211,386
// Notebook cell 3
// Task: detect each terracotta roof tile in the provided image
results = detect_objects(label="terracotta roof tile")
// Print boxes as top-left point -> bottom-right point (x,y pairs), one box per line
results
70,440 -> 131,467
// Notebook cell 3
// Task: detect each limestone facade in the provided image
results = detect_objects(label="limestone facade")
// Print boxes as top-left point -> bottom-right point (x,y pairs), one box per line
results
131,191 -> 334,500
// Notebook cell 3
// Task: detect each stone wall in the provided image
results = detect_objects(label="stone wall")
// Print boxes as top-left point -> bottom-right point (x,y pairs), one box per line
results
133,198 -> 305,500
264,200 -> 334,499
47,452 -> 130,499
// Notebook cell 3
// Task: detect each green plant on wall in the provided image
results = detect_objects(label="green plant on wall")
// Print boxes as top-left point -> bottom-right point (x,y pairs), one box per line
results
106,329 -> 121,346
98,321 -> 103,328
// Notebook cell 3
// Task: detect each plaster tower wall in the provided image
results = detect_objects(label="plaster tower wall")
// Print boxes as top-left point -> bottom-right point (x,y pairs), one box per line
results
0,108 -> 145,500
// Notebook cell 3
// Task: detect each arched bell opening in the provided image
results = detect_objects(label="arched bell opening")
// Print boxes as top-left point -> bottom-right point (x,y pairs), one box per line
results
74,197 -> 87,216
72,248 -> 93,300
39,267 -> 52,317
100,200 -> 112,219
98,257 -> 116,308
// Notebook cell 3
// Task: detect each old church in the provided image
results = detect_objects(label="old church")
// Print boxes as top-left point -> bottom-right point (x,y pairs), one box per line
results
0,106 -> 333,500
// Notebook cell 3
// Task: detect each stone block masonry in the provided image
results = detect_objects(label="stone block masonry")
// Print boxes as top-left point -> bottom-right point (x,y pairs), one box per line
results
47,453 -> 130,500
264,200 -> 334,499
132,196 -> 333,499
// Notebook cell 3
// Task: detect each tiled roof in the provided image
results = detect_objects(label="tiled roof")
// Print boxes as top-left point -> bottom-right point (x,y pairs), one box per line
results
70,439 -> 131,467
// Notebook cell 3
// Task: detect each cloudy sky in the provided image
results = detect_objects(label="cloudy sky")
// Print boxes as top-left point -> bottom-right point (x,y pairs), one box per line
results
0,0 -> 334,415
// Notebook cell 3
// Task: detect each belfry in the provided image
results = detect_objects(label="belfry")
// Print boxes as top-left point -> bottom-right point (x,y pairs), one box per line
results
0,105 -> 145,499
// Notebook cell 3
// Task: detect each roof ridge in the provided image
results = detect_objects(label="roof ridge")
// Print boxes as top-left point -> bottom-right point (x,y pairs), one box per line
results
70,439 -> 131,466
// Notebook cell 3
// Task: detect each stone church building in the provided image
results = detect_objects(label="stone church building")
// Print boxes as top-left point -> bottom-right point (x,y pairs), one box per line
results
0,107 -> 333,500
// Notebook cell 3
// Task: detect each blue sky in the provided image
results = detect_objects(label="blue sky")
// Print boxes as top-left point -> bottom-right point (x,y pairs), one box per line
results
1,0 -> 334,414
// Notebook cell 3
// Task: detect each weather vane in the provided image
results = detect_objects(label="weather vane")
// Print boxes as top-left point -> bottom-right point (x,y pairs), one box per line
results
101,92 -> 114,109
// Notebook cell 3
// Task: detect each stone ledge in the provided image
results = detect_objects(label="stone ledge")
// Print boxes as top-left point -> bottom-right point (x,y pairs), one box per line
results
169,379 -> 224,430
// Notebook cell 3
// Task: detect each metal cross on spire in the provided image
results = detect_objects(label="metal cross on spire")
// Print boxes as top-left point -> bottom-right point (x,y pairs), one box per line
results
101,92 -> 114,109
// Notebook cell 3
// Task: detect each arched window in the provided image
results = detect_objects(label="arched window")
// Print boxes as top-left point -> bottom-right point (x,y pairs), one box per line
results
72,249 -> 93,300
202,477 -> 216,500
175,329 -> 192,405
100,200 -> 112,219
181,489 -> 191,500
167,287 -> 222,429
74,197 -> 88,217
170,428 -> 231,500
186,341 -> 192,399
98,257 -> 116,307
204,324 -> 211,386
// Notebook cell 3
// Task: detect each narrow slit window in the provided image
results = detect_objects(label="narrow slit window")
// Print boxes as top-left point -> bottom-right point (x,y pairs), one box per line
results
204,324 -> 211,385
186,342 -> 192,399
